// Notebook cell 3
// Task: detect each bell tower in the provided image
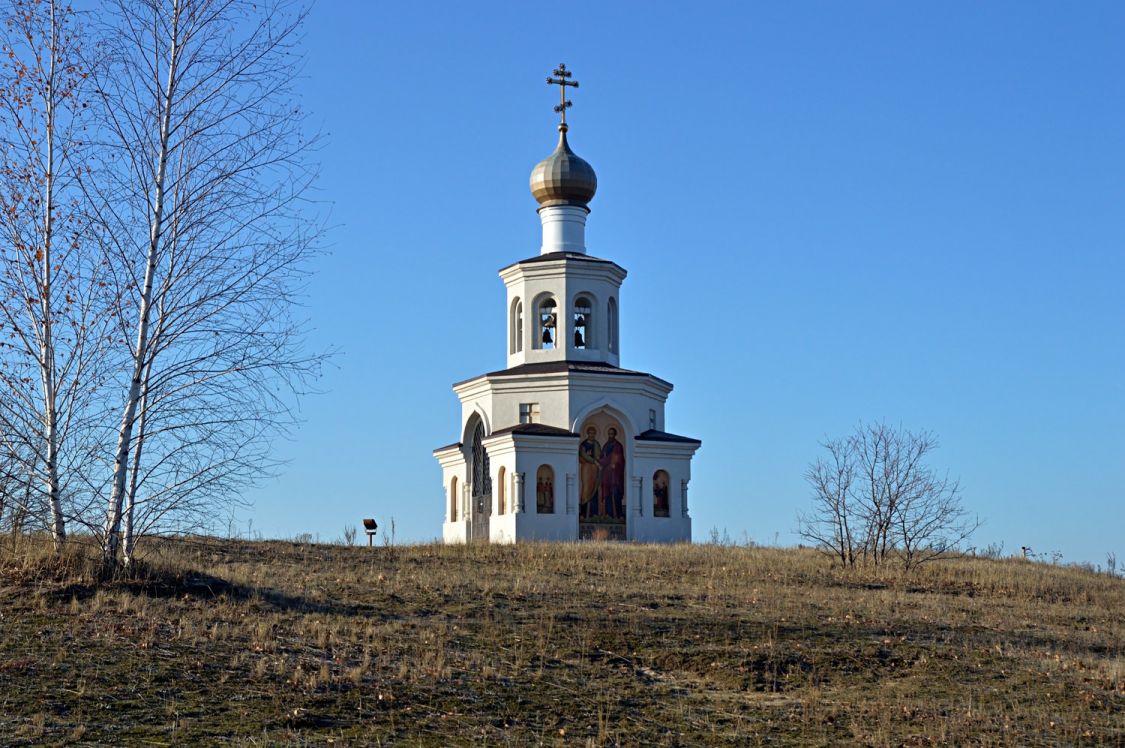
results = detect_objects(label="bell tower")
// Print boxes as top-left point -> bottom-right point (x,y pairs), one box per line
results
435,64 -> 700,545
503,64 -> 624,369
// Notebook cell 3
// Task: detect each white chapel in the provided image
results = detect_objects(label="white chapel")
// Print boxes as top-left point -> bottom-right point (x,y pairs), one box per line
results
433,65 -> 700,543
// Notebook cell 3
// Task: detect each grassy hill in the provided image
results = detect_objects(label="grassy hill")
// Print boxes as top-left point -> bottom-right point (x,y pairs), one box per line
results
0,536 -> 1121,746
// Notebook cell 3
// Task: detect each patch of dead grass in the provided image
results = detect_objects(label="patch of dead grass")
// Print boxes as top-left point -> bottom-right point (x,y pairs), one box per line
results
0,534 -> 1120,745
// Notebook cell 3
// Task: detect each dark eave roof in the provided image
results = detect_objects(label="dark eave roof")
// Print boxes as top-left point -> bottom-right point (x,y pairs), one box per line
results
439,427 -> 696,454
499,251 -> 624,274
452,360 -> 670,388
488,423 -> 579,438
635,429 -> 701,444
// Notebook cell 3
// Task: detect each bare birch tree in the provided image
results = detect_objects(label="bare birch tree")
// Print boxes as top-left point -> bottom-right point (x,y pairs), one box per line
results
0,0 -> 112,547
0,432 -> 38,534
798,436 -> 857,567
87,0 -> 322,566
799,423 -> 979,570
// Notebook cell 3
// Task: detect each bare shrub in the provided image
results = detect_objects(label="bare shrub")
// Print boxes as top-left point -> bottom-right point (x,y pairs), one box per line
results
798,422 -> 979,570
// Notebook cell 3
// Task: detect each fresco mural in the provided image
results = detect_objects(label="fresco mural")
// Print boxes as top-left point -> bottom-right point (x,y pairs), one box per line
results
536,465 -> 555,513
578,416 -> 627,540
653,470 -> 670,517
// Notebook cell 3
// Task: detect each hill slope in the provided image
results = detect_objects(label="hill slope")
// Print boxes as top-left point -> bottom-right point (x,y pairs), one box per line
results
0,538 -> 1121,745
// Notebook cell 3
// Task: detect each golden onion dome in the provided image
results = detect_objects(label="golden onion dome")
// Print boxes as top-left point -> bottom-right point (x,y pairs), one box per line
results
529,124 -> 597,209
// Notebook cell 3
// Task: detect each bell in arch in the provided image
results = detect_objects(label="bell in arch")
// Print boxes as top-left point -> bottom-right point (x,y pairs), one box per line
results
574,330 -> 584,347
542,328 -> 553,345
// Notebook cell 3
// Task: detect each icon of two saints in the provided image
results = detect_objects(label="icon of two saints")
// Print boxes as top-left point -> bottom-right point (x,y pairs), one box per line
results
578,425 -> 626,521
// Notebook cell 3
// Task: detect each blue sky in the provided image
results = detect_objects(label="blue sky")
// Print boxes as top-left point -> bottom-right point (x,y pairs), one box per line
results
241,1 -> 1123,565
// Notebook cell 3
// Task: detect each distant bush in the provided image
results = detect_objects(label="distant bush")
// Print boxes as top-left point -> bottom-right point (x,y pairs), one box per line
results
798,422 -> 980,571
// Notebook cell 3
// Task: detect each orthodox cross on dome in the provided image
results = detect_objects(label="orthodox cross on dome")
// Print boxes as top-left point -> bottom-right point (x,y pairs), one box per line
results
546,63 -> 579,125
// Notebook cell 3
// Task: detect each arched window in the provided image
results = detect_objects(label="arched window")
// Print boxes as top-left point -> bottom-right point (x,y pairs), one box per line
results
450,477 -> 458,522
510,298 -> 523,354
573,295 -> 593,349
497,466 -> 507,515
536,297 -> 558,350
653,470 -> 670,517
536,465 -> 555,514
607,297 -> 619,354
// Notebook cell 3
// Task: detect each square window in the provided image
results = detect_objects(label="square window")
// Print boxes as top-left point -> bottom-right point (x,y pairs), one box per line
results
519,403 -> 540,424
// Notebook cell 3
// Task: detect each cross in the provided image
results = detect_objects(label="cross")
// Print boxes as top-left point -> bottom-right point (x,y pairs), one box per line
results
546,63 -> 579,124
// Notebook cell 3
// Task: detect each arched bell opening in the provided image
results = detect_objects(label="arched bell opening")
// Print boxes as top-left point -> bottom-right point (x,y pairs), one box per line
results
534,295 -> 558,350
510,298 -> 524,354
607,296 -> 619,354
572,294 -> 594,350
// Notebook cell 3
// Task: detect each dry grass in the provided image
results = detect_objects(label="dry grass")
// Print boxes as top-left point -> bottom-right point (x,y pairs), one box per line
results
0,534 -> 1121,746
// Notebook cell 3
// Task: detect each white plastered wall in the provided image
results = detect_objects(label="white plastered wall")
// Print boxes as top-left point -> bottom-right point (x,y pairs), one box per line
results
434,445 -> 468,543
631,441 -> 698,543
482,435 -> 517,544
445,373 -> 696,543
463,372 -> 671,449
513,434 -> 581,541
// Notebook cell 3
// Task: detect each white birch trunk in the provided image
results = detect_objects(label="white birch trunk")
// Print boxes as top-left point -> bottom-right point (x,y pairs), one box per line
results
121,359 -> 151,567
38,0 -> 65,549
103,0 -> 183,565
